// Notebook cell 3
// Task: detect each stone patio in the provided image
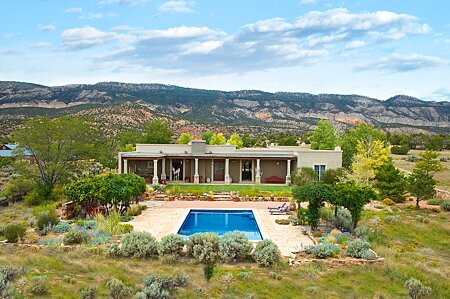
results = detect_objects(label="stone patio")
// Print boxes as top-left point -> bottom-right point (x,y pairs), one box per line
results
128,201 -> 314,257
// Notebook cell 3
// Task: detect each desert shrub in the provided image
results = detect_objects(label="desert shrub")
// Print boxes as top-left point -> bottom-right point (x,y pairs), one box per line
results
304,243 -> 340,258
361,249 -> 377,260
203,264 -> 215,281
120,232 -> 158,258
24,184 -> 55,206
106,244 -> 121,257
126,205 -> 143,217
415,215 -> 430,224
52,221 -> 71,233
275,219 -> 290,225
354,226 -> 370,239
100,211 -> 122,236
346,239 -> 371,258
427,198 -> 444,206
331,208 -> 352,231
441,201 -> 450,211
268,272 -> 282,280
405,278 -> 431,299
319,207 -> 333,221
0,267 -> 21,282
119,215 -> 133,222
157,234 -> 185,257
36,210 -> 59,231
63,275 -> 77,284
391,145 -> 409,155
134,273 -> 189,299
120,223 -> 133,234
90,230 -> 112,245
382,198 -> 395,206
64,228 -> 89,245
253,239 -> 280,266
384,214 -> 400,224
106,278 -> 132,299
3,224 -> 26,243
218,231 -> 253,263
186,233 -> 220,264
39,237 -> 63,246
28,276 -> 48,295
237,271 -> 252,279
79,286 -> 97,299
287,215 -> 299,226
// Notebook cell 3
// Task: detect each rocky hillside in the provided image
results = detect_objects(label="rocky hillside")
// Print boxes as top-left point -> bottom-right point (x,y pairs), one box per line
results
1,81 -> 449,135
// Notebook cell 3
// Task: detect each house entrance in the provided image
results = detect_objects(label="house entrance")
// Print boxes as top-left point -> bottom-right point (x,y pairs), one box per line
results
214,160 -> 225,181
241,160 -> 252,181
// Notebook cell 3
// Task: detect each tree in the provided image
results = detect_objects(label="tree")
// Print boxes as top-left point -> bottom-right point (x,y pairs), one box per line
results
291,167 -> 317,186
334,181 -> 377,232
293,183 -> 335,231
201,130 -> 214,144
227,133 -> 243,148
210,133 -> 226,145
374,163 -> 407,203
415,149 -> 446,176
116,130 -> 144,151
339,124 -> 385,168
178,133 -> 193,144
142,120 -> 173,144
408,169 -> 435,208
349,139 -> 390,185
14,116 -> 98,197
321,168 -> 344,185
310,119 -> 337,150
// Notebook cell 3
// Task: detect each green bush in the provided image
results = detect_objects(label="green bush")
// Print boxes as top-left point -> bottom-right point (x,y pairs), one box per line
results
390,145 -> 410,155
384,215 -> 400,223
79,286 -> 97,299
441,201 -> 450,211
52,221 -> 71,233
28,276 -> 48,295
120,224 -> 133,234
135,273 -> 189,299
304,243 -> 340,258
120,232 -> 158,258
346,239 -> 371,258
157,234 -> 185,257
427,198 -> 444,206
253,239 -> 280,267
3,224 -> 26,243
36,210 -> 59,231
90,230 -> 112,245
106,278 -> 132,299
405,278 -> 431,299
218,231 -> 253,263
331,208 -> 352,231
64,228 -> 89,245
319,207 -> 333,221
361,249 -> 377,260
415,215 -> 430,224
0,266 -> 22,282
382,198 -> 395,206
186,233 -> 220,264
24,185 -> 55,206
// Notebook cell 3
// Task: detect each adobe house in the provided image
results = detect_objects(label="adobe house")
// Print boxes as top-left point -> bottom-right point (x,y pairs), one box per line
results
118,140 -> 342,185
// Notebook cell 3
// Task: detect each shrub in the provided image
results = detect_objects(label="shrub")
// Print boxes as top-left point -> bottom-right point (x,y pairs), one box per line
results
3,224 -> 26,243
354,226 -> 370,239
346,239 -> 371,258
218,231 -> 253,263
36,210 -> 59,231
319,207 -> 333,221
382,198 -> 395,206
39,237 -> 63,246
157,234 -> 185,257
186,233 -> 220,264
79,286 -> 97,299
441,201 -> 450,211
28,276 -> 48,295
427,198 -> 444,206
275,219 -> 290,225
237,271 -> 252,279
101,211 -> 122,236
120,232 -> 158,258
52,221 -> 71,233
331,208 -> 352,231
384,215 -> 400,223
126,205 -> 142,217
106,278 -> 132,299
119,215 -> 133,222
304,243 -> 340,258
64,228 -> 89,245
415,215 -> 430,224
120,224 -> 133,234
391,145 -> 409,155
361,249 -> 377,260
405,278 -> 431,299
134,273 -> 189,299
90,230 -> 112,245
287,215 -> 299,226
253,239 -> 280,266
203,264 -> 215,281
106,244 -> 121,257
0,267 -> 21,282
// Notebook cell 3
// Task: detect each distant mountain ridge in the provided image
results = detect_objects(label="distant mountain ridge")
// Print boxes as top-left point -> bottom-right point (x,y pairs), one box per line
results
0,81 -> 449,135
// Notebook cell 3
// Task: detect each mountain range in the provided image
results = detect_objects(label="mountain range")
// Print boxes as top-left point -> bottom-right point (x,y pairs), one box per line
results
1,81 -> 449,136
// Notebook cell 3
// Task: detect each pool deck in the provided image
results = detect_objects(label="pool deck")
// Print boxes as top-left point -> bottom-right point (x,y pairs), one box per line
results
128,201 -> 314,257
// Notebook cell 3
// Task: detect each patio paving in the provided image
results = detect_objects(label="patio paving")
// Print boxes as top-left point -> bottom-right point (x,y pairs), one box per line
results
129,201 -> 314,257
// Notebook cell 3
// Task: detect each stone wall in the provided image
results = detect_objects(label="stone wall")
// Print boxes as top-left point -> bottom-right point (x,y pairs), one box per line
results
435,189 -> 450,199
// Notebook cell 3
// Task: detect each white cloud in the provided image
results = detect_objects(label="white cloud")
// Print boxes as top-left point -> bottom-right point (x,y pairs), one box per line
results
65,7 -> 82,13
98,0 -> 148,6
158,1 -> 195,13
299,0 -> 319,4
62,26 -> 119,49
79,13 -> 104,20
344,40 -> 366,50
31,42 -> 51,48
39,24 -> 56,32
356,53 -> 448,72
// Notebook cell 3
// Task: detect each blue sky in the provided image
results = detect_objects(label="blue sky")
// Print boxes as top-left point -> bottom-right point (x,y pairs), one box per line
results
1,0 -> 450,101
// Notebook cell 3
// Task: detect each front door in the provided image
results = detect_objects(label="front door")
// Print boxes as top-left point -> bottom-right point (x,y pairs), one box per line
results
172,159 -> 183,181
214,160 -> 225,181
242,160 -> 252,181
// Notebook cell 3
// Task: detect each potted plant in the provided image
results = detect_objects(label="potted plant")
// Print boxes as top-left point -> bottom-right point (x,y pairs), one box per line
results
289,200 -> 297,211
231,195 -> 239,202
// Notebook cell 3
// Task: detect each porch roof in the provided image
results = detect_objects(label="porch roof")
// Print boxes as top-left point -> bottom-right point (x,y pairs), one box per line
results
121,152 -> 297,159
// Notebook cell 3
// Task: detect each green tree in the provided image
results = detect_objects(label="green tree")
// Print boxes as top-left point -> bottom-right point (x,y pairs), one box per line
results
310,119 -> 337,150
407,169 -> 436,208
415,149 -> 446,176
201,130 -> 214,144
227,133 -> 244,148
293,183 -> 334,231
339,124 -> 385,168
142,120 -> 173,144
334,181 -> 378,232
178,132 -> 193,144
321,168 -> 344,185
374,163 -> 407,203
14,116 -> 98,197
116,130 -> 144,151
210,133 -> 226,145
291,167 -> 317,186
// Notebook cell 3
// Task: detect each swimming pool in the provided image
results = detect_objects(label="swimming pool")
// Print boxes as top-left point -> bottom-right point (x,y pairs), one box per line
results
177,209 -> 263,240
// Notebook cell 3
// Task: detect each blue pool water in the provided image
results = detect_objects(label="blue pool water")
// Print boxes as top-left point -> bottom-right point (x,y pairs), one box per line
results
177,209 -> 263,240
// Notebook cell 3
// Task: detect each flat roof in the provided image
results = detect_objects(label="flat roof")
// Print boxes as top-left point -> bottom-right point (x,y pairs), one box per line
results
121,152 -> 297,159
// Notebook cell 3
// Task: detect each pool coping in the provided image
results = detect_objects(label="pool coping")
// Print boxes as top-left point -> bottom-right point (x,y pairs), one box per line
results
169,208 -> 270,242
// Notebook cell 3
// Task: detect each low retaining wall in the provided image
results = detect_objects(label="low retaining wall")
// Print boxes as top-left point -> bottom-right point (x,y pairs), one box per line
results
435,189 -> 450,200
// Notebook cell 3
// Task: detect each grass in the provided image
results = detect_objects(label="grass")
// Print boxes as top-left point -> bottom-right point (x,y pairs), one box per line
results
1,206 -> 449,298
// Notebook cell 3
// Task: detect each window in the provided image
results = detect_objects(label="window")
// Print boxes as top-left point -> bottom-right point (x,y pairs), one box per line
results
314,164 -> 326,180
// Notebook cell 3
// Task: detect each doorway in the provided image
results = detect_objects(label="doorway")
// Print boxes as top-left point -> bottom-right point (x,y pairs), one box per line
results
214,160 -> 225,181
172,159 -> 183,181
241,160 -> 252,181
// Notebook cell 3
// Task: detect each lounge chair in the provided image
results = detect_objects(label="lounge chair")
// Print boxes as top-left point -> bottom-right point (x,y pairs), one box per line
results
267,202 -> 287,211
269,205 -> 291,215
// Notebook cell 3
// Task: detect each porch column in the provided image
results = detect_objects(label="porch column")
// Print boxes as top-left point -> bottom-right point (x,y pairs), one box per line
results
255,159 -> 261,185
211,160 -> 214,182
123,159 -> 128,174
286,159 -> 291,185
169,159 -> 173,181
183,159 -> 186,182
239,159 -> 242,183
118,154 -> 122,174
225,158 -> 231,184
161,158 -> 166,180
152,159 -> 159,184
194,158 -> 200,184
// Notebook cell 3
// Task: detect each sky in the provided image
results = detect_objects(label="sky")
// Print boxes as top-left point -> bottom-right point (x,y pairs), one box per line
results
1,0 -> 450,101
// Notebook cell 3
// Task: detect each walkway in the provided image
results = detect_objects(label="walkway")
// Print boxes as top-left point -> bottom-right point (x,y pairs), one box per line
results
129,201 -> 314,257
